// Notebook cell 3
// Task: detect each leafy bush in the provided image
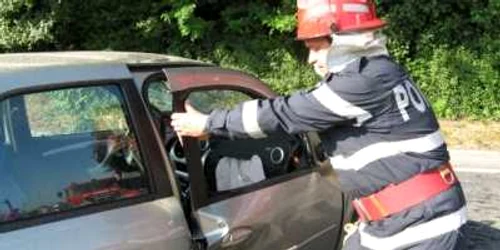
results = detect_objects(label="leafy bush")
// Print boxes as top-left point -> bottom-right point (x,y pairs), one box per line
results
408,46 -> 500,119
0,0 -> 498,120
0,1 -> 55,51
378,0 -> 500,120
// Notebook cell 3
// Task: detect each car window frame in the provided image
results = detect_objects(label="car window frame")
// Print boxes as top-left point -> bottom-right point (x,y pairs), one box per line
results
0,79 -> 173,233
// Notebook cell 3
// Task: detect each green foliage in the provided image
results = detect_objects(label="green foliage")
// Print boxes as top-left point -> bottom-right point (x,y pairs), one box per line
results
376,0 -> 500,120
0,0 -> 55,51
408,45 -> 500,120
0,0 -> 498,120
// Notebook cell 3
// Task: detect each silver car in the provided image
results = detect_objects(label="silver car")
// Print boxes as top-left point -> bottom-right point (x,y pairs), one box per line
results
0,52 -> 350,250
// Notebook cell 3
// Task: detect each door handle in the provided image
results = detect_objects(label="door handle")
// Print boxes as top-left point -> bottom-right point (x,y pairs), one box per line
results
220,226 -> 253,248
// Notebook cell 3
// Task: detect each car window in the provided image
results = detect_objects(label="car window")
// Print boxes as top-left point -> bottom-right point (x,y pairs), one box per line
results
0,85 -> 149,224
188,90 -> 250,114
25,87 -> 129,137
184,89 -> 313,195
146,79 -> 172,113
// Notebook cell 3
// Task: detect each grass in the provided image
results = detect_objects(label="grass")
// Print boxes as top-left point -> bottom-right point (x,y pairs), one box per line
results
439,120 -> 500,151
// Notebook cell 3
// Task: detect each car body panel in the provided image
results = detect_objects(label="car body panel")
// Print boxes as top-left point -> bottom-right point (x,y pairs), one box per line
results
197,172 -> 343,250
0,197 -> 191,250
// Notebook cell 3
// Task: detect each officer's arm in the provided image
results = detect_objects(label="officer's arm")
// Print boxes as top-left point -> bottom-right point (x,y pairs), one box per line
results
206,74 -> 379,139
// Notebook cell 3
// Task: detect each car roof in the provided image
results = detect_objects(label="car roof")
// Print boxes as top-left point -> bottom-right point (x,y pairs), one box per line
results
0,51 -> 210,95
0,51 -> 205,68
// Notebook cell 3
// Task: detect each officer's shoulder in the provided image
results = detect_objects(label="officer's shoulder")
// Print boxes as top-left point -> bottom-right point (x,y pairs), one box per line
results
325,69 -> 373,94
325,56 -> 406,94
343,55 -> 407,81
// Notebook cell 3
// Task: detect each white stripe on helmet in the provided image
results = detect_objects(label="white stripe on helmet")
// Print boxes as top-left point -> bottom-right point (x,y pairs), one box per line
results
342,3 -> 370,13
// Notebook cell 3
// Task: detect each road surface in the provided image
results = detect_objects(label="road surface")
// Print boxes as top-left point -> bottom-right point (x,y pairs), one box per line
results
450,150 -> 500,249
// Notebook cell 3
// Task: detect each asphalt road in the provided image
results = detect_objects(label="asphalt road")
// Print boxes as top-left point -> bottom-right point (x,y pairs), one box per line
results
450,150 -> 500,249
450,150 -> 500,173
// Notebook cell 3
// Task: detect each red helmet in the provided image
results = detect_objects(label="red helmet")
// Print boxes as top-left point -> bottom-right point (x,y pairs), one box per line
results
296,0 -> 386,40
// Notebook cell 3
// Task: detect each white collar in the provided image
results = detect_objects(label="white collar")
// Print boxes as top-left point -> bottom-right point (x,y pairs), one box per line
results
327,31 -> 389,73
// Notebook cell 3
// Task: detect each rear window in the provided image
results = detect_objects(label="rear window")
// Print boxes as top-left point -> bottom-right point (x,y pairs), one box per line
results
0,85 -> 149,224
25,87 -> 128,137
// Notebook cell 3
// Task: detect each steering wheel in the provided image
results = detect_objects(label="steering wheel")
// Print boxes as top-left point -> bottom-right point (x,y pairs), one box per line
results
166,135 -> 211,181
167,137 -> 211,163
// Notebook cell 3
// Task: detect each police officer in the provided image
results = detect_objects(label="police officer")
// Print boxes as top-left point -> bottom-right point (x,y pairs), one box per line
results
172,0 -> 468,249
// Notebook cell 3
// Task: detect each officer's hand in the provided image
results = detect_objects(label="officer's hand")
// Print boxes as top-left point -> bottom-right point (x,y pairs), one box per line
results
171,104 -> 209,138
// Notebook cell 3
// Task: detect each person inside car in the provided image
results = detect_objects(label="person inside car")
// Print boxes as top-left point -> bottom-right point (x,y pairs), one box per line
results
171,0 -> 468,249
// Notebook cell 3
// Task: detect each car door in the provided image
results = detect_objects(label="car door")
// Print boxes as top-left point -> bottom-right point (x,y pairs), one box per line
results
162,67 -> 345,250
0,78 -> 191,250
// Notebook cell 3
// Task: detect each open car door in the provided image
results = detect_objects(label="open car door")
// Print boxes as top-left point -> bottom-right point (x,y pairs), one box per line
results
163,67 -> 346,250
